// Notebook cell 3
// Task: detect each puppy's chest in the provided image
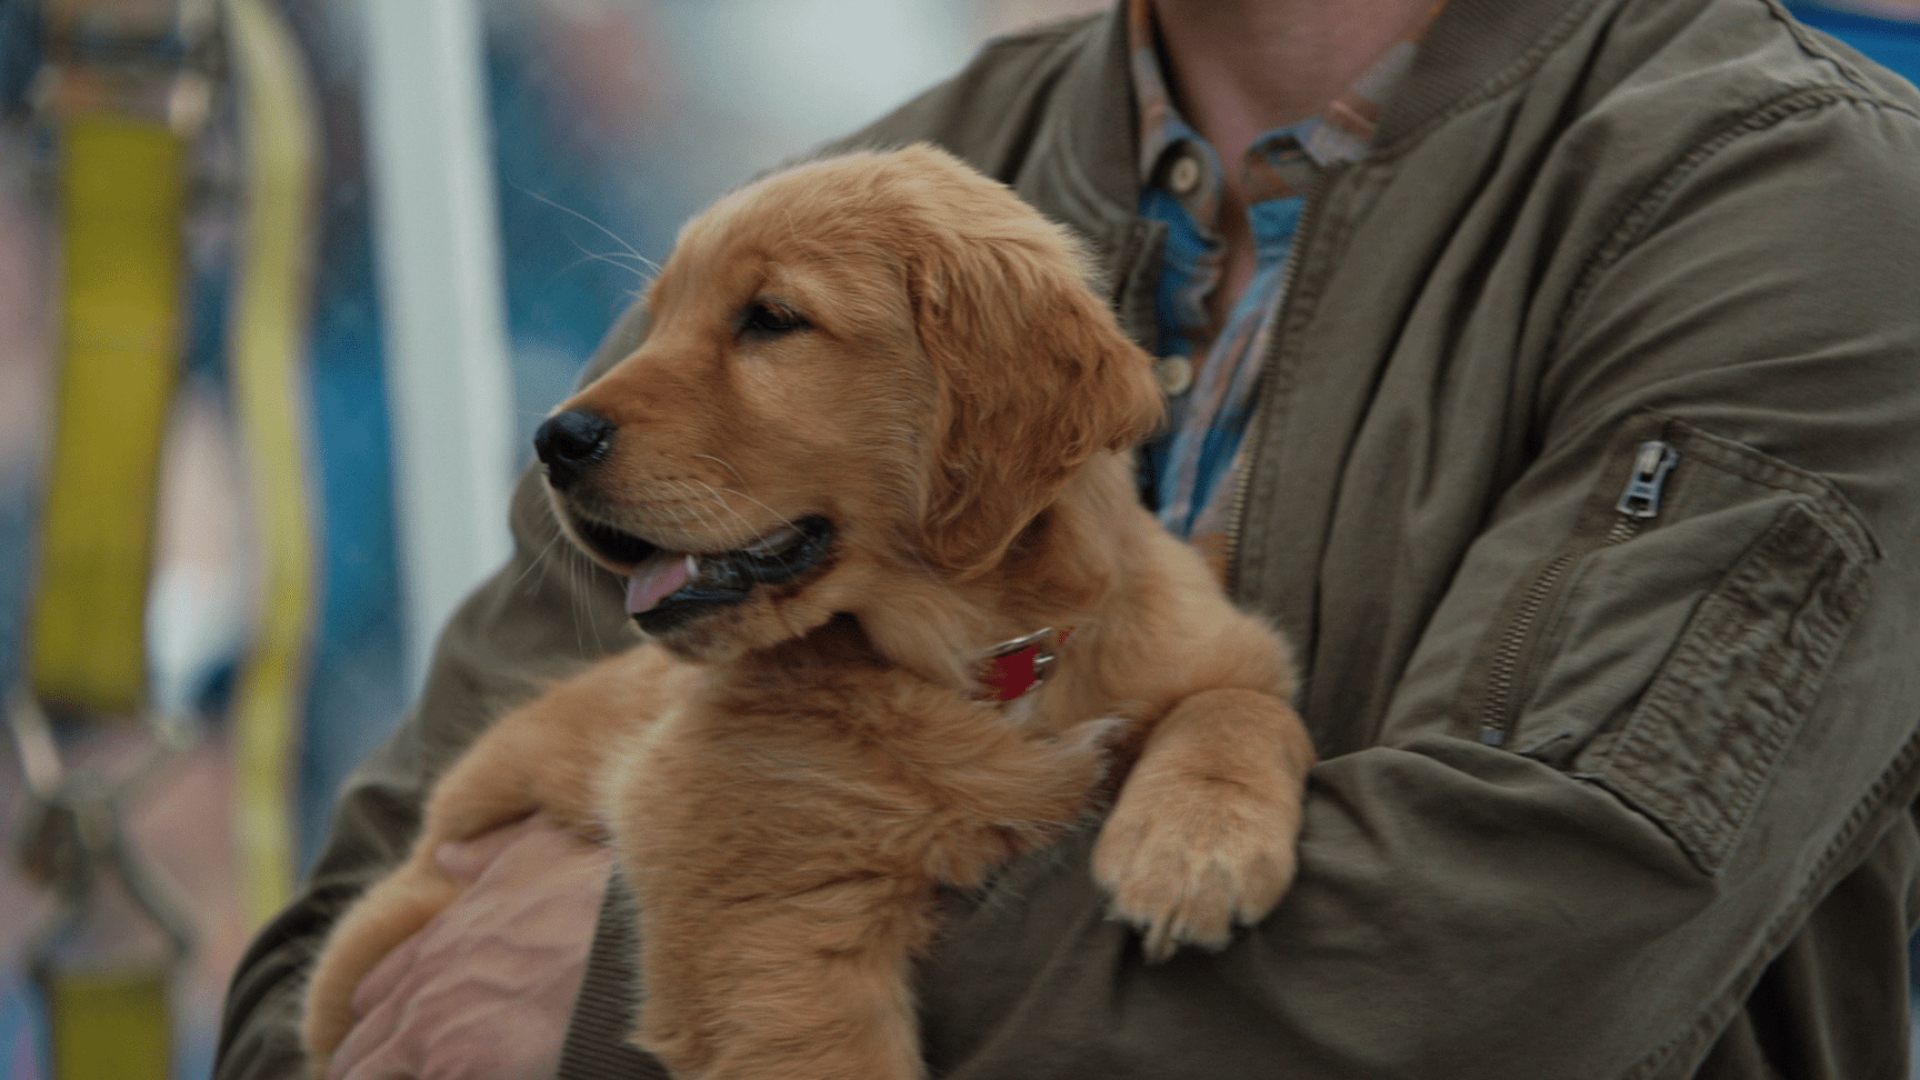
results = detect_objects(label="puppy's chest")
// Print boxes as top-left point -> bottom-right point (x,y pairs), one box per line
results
1033,662 -> 1150,730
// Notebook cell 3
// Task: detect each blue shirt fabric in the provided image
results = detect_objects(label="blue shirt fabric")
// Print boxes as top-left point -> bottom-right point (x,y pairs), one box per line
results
1125,0 -> 1433,576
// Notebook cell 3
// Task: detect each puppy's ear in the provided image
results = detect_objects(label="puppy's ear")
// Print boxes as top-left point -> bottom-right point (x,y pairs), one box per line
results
911,211 -> 1163,578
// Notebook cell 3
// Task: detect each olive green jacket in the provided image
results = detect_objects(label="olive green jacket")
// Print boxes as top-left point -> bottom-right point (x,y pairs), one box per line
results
217,0 -> 1920,1076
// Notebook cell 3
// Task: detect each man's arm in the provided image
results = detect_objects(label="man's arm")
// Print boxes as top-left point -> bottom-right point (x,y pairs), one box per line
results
909,88 -> 1920,1079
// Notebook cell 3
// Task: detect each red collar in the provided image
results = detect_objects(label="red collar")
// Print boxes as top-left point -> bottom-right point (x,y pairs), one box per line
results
979,627 -> 1072,703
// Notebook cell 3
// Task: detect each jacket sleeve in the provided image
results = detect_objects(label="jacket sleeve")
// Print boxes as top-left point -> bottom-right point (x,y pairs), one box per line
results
211,303 -> 648,1080
909,94 -> 1920,1079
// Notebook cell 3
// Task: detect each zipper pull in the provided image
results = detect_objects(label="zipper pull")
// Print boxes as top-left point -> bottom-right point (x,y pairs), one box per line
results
1616,441 -> 1679,518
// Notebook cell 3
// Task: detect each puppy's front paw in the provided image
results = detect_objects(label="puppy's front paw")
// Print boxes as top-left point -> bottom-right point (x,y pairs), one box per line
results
1091,687 -> 1313,961
1091,752 -> 1303,962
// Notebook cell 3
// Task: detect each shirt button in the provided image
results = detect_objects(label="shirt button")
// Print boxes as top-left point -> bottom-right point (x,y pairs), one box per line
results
1154,355 -> 1194,396
1167,154 -> 1201,196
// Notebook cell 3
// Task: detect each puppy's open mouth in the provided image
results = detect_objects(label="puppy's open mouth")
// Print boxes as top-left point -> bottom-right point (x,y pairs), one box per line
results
570,514 -> 836,635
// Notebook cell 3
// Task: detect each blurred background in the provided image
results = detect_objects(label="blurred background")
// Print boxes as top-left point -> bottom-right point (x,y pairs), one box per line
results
0,0 -> 1913,1077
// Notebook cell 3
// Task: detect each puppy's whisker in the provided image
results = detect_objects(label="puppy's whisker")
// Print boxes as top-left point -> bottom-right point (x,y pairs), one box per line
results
564,543 -> 588,656
590,595 -> 609,657
585,548 -> 611,656
512,517 -> 570,590
693,453 -> 751,489
675,480 -> 732,542
679,474 -> 806,564
683,482 -> 745,549
688,477 -> 793,550
657,480 -> 717,547
557,247 -> 658,287
584,250 -> 661,268
709,483 -> 802,539
515,183 -> 662,272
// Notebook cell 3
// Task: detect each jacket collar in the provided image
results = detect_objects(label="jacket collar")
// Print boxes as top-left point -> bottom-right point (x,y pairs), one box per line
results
1373,0 -> 1612,149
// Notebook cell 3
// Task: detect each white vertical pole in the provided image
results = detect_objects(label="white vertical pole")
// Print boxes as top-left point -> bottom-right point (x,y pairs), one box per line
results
360,0 -> 515,692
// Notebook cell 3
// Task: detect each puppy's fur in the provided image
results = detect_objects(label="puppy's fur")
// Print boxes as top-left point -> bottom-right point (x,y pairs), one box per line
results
303,146 -> 1315,1080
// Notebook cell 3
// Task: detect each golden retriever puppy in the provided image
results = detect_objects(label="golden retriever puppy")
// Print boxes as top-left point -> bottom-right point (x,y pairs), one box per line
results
302,145 -> 1315,1080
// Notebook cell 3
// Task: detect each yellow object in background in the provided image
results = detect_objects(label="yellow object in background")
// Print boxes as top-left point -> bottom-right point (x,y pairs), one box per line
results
14,1 -> 324,1074
224,0 -> 322,926
44,969 -> 171,1080
28,114 -> 186,718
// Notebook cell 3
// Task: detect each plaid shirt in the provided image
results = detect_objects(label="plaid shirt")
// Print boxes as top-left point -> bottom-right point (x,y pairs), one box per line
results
1130,0 -> 1435,578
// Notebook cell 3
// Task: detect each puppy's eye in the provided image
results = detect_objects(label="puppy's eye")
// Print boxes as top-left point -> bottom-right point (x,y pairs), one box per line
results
738,299 -> 810,339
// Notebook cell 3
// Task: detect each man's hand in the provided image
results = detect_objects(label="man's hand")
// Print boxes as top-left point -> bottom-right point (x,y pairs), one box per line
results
329,814 -> 613,1080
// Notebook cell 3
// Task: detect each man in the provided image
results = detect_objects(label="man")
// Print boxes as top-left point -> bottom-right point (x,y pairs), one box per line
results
218,0 -> 1920,1076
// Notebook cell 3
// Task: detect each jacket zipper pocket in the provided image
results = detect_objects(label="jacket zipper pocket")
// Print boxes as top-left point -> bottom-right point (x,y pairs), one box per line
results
1477,440 -> 1679,747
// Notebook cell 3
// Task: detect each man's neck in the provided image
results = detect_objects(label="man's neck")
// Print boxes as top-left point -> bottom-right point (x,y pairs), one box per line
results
1150,0 -> 1435,170
1150,0 -> 1435,321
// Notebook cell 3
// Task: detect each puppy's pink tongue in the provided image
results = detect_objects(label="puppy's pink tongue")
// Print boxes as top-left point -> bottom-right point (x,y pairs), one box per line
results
626,554 -> 694,614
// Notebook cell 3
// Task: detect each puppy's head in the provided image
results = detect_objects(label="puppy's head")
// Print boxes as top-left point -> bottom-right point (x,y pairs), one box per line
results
538,145 -> 1161,662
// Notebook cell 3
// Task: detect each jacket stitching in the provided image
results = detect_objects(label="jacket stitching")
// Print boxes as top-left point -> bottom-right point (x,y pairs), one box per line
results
1553,87 -> 1915,363
1762,0 -> 1881,98
1368,0 -> 1613,160
1653,414 -> 1881,562
1589,505 -> 1868,868
1233,162 -> 1360,610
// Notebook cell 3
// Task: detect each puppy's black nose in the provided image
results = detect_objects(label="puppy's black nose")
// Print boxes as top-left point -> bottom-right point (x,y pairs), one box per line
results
534,409 -> 614,490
